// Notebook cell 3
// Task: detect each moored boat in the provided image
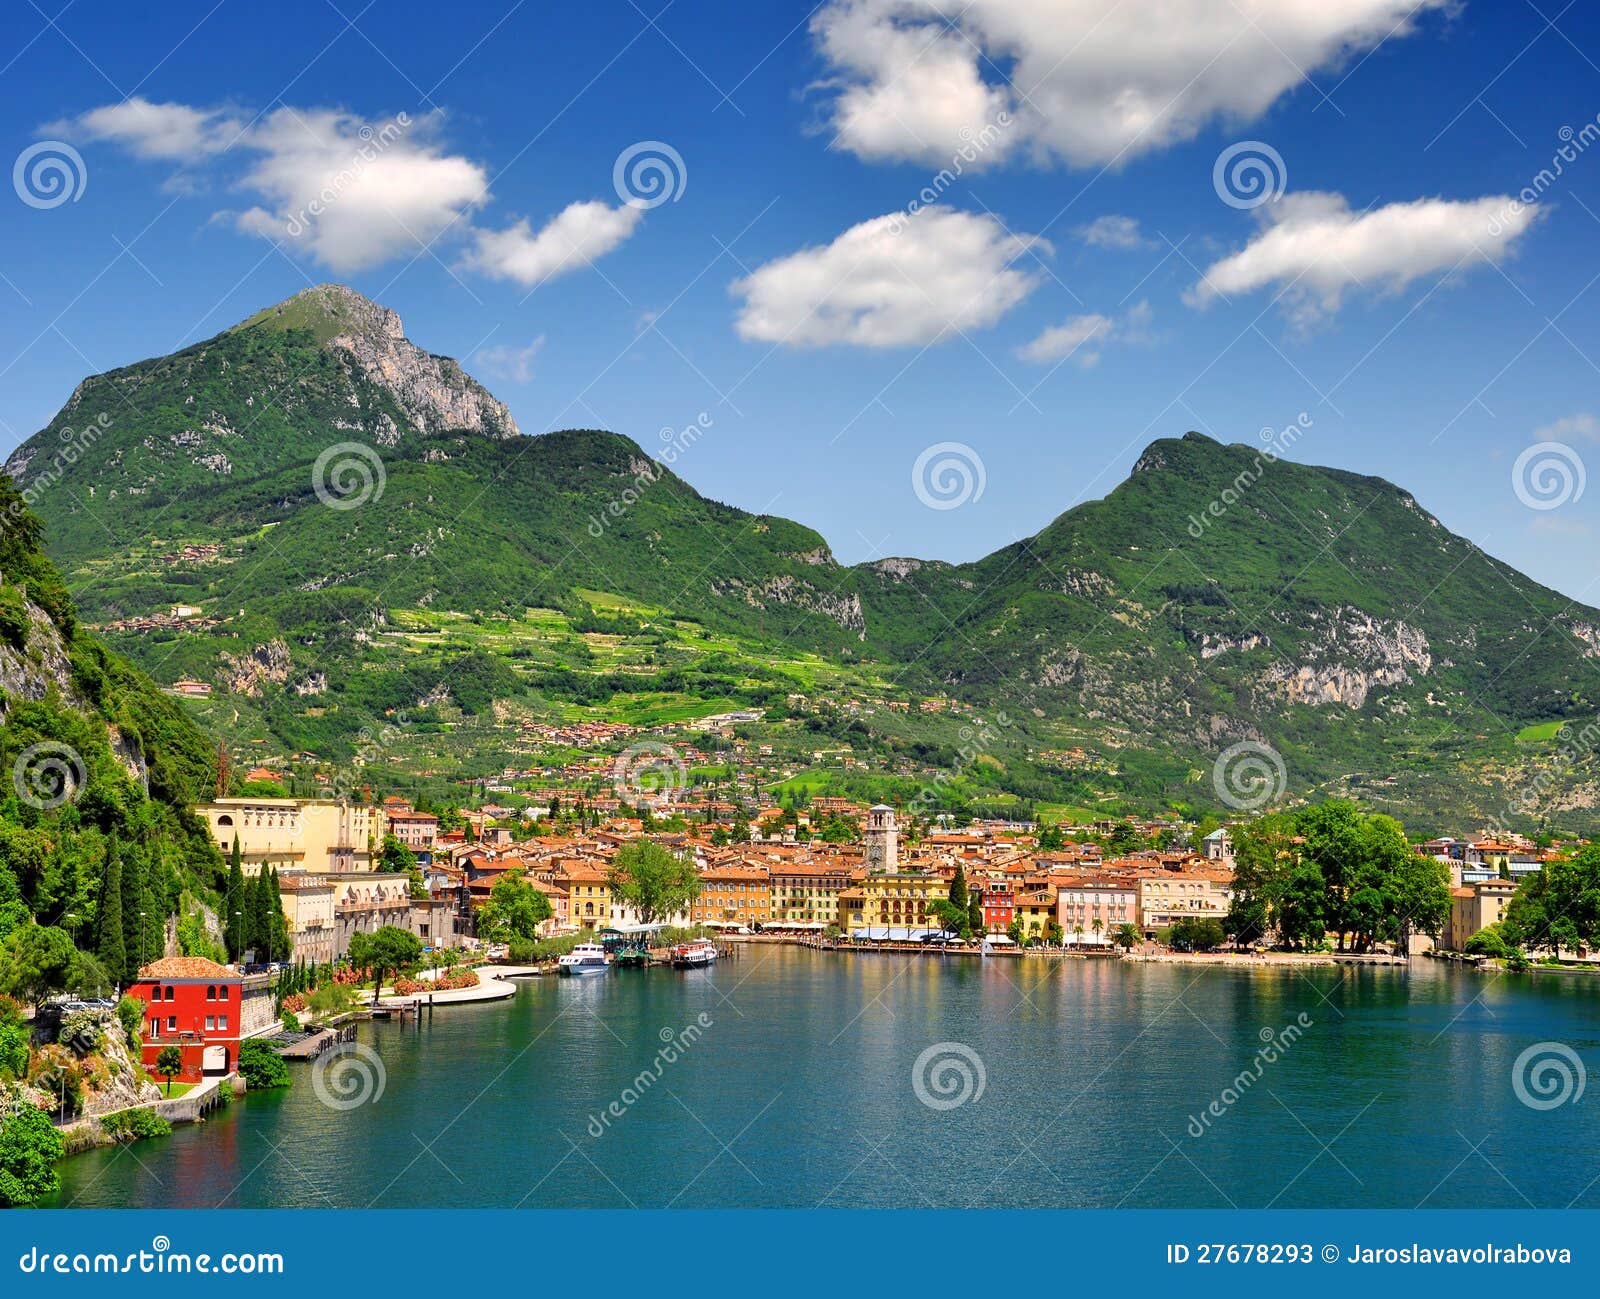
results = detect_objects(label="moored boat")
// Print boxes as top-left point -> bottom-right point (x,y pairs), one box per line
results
671,939 -> 718,968
558,942 -> 611,976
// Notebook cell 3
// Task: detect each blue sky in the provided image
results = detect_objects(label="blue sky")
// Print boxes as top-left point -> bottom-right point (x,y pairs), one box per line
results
3,0 -> 1600,601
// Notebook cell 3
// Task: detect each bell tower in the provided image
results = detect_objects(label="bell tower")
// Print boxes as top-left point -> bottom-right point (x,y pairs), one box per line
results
864,804 -> 898,874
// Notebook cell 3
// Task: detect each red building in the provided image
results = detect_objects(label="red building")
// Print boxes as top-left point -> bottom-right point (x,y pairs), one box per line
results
981,882 -> 1015,933
128,957 -> 243,1083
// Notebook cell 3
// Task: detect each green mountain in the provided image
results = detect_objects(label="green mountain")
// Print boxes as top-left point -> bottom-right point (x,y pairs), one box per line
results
0,473 -> 225,982
8,285 -> 1600,832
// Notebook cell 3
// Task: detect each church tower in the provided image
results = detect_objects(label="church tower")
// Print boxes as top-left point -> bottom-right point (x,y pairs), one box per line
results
864,804 -> 899,874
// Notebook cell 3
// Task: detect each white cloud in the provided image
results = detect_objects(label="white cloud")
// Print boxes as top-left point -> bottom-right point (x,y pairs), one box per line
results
231,108 -> 488,272
732,206 -> 1046,348
1535,413 -> 1600,442
1019,314 -> 1111,365
811,0 -> 1449,168
1019,299 -> 1153,365
61,100 -> 641,283
1077,215 -> 1151,249
472,337 -> 546,383
67,97 -> 242,159
463,201 -> 642,288
1186,191 -> 1543,320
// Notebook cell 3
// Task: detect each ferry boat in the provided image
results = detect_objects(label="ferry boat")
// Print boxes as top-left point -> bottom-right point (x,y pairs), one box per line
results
557,942 -> 611,977
670,938 -> 718,968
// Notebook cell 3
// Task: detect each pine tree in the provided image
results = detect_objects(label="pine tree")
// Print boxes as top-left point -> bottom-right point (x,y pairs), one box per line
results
95,841 -> 127,982
223,838 -> 246,960
949,863 -> 968,913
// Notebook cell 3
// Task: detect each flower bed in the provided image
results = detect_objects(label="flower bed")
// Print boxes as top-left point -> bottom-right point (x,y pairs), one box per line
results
391,969 -> 479,995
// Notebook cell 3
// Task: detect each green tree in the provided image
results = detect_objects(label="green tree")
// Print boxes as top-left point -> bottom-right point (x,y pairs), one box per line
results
929,899 -> 969,938
246,868 -> 271,960
606,840 -> 702,925
1036,823 -> 1064,851
155,1044 -> 184,1097
347,925 -> 423,1007
967,888 -> 984,936
120,845 -> 148,975
1113,922 -> 1140,950
95,841 -> 127,982
379,835 -> 426,899
948,863 -> 969,915
223,837 -> 246,961
0,924 -> 76,1010
266,868 -> 290,962
477,874 -> 554,945
0,1105 -> 66,1207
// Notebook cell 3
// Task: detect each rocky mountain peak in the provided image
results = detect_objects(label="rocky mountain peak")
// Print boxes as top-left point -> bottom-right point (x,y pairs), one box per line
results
234,283 -> 519,440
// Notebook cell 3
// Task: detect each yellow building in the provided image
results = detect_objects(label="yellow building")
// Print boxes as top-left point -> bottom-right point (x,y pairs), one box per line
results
768,862 -> 852,926
692,866 -> 771,928
837,868 -> 947,936
1446,878 -> 1518,951
1013,886 -> 1058,940
196,798 -> 381,875
557,863 -> 612,930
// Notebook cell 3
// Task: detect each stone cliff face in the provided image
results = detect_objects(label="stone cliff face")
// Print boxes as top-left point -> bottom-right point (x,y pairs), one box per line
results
217,638 -> 293,696
1265,608 -> 1432,709
301,285 -> 520,440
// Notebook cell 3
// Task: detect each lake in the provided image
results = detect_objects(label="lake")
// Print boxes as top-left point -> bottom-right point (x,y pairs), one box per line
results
50,948 -> 1600,1209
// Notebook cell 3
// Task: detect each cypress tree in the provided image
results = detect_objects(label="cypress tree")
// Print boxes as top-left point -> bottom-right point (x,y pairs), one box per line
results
120,845 -> 146,976
247,867 -> 271,959
96,841 -> 127,982
267,867 -> 289,962
223,837 -> 246,960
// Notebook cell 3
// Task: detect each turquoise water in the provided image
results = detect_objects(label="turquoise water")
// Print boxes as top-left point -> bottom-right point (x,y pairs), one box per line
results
50,949 -> 1600,1208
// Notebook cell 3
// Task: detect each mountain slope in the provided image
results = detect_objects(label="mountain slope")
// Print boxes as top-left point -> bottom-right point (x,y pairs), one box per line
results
0,474 -> 224,978
7,286 -> 1600,831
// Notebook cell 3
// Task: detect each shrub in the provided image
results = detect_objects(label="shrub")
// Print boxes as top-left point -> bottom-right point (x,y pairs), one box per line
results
0,1104 -> 65,1206
236,1040 -> 290,1090
99,1107 -> 171,1142
0,585 -> 30,652
280,1010 -> 301,1033
115,995 -> 144,1050
306,983 -> 357,1017
58,1010 -> 104,1059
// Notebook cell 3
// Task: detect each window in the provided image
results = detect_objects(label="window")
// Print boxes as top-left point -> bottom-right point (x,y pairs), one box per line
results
149,1019 -> 160,1038
205,1016 -> 215,1031
167,1016 -> 177,1032
218,1016 -> 228,1031
207,985 -> 216,1000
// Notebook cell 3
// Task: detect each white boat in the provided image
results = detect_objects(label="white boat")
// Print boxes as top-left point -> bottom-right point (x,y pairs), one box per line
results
558,942 -> 611,977
671,939 -> 718,968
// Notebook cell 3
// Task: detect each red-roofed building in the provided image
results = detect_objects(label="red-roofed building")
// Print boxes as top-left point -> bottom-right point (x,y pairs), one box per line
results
128,957 -> 243,1083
